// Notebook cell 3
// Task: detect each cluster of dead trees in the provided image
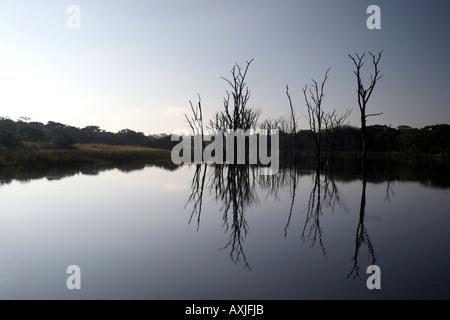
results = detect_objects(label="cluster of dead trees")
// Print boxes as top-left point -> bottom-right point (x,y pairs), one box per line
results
185,51 -> 384,167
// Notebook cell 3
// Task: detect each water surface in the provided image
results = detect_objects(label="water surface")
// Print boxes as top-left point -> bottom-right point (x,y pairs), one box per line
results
0,159 -> 449,299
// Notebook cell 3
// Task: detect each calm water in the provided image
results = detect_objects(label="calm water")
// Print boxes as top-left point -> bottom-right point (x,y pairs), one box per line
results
0,159 -> 449,299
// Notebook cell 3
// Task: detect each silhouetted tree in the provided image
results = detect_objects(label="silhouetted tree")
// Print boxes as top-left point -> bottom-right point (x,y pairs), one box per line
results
323,108 -> 352,164
185,94 -> 205,162
185,94 -> 204,138
285,85 -> 298,161
0,131 -> 23,150
302,67 -> 331,166
116,129 -> 147,145
349,51 -> 383,163
208,59 -> 261,132
54,134 -> 76,149
0,117 -> 18,133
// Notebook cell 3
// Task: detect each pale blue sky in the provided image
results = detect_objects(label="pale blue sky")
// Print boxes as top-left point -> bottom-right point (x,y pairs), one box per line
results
0,0 -> 449,134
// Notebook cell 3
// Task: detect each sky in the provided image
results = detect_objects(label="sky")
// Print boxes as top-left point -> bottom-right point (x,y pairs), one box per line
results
0,0 -> 449,135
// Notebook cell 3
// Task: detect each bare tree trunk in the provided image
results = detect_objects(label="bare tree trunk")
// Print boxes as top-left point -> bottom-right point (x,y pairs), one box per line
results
349,51 -> 383,164
361,112 -> 367,163
185,94 -> 204,161
303,68 -> 331,167
286,85 -> 297,162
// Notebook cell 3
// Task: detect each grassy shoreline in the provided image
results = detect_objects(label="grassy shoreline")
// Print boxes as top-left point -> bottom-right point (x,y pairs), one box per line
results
0,144 -> 173,169
1,143 -> 448,170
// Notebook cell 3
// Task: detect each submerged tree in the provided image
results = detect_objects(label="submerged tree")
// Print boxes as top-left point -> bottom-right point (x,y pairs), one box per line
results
303,67 -> 331,167
185,94 -> 204,139
285,85 -> 298,161
346,51 -> 382,279
349,51 -> 383,163
208,59 -> 261,133
323,108 -> 352,164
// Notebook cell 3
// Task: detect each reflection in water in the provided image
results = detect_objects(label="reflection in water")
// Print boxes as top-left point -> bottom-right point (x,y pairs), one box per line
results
347,165 -> 377,280
186,162 -> 353,268
302,168 -> 327,257
2,156 -> 449,278
185,164 -> 208,230
0,161 -> 178,187
186,164 -> 259,269
215,165 -> 258,270
384,160 -> 395,203
1,155 -> 450,299
283,165 -> 298,237
300,168 -> 349,258
185,157 -> 450,272
45,175 -> 65,181
282,166 -> 349,258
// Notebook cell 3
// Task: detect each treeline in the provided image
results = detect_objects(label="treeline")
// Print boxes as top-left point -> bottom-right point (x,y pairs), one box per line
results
0,117 -> 177,150
1,117 -> 449,156
284,124 -> 450,157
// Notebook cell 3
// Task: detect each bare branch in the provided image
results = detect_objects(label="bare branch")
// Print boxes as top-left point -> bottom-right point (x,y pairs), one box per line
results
366,112 -> 383,118
285,85 -> 297,134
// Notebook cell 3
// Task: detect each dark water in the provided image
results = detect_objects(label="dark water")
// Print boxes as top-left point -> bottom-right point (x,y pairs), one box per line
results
0,158 -> 449,299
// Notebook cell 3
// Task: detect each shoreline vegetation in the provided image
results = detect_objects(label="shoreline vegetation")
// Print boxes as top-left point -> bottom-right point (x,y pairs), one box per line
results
0,143 -> 173,170
1,115 -> 449,171
0,142 -> 448,171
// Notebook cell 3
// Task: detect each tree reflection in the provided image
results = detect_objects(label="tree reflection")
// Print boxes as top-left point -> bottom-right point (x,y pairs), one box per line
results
260,163 -> 348,259
185,164 -> 258,269
183,159 -> 382,274
185,164 -> 208,231
301,168 -> 327,256
258,165 -> 303,239
284,165 -> 298,237
347,166 -> 377,280
297,167 -> 348,258
384,160 -> 395,203
214,165 -> 258,269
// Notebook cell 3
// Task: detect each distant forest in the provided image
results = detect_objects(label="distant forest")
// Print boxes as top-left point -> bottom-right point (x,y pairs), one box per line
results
0,116 -> 449,156
0,117 -> 173,150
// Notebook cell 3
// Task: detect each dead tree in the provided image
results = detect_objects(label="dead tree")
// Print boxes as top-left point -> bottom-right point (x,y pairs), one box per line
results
323,108 -> 352,164
185,94 -> 204,138
208,59 -> 261,132
349,51 -> 383,162
303,67 -> 331,167
260,117 -> 283,135
286,85 -> 298,161
185,94 -> 205,161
